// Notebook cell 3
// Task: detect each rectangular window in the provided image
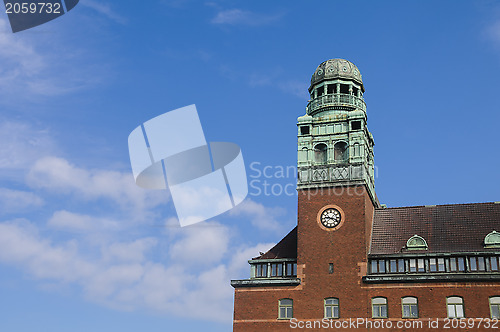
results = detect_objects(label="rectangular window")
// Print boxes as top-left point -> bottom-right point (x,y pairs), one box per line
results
478,257 -> 486,271
409,259 -> 417,272
429,258 -> 437,272
271,263 -> 283,277
470,257 -> 477,271
325,298 -> 339,319
458,257 -> 465,272
398,259 -> 405,273
372,298 -> 388,318
256,264 -> 267,278
317,86 -> 324,97
327,84 -> 335,94
371,260 -> 378,273
329,263 -> 334,274
300,126 -> 310,135
438,258 -> 445,272
402,298 -> 419,319
491,257 -> 499,271
285,263 -> 296,276
279,299 -> 293,319
378,260 -> 386,273
417,259 -> 425,272
447,297 -> 464,318
390,260 -> 397,273
490,297 -> 500,319
351,121 -> 361,130
450,258 -> 457,272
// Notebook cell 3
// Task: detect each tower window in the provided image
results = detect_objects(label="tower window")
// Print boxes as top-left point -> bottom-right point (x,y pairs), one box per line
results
340,84 -> 349,94
351,121 -> 361,130
314,143 -> 327,163
300,126 -> 310,135
353,86 -> 359,96
327,84 -> 335,94
317,86 -> 324,97
334,142 -> 348,161
278,299 -> 293,319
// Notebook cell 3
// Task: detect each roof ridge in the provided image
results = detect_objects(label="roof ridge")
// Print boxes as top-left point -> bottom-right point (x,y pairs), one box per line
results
376,201 -> 499,210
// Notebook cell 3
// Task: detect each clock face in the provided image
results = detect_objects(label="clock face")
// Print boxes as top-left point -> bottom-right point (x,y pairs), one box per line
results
320,208 -> 341,228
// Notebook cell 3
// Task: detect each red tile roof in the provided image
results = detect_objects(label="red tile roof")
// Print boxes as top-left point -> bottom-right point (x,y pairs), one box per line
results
370,202 -> 500,255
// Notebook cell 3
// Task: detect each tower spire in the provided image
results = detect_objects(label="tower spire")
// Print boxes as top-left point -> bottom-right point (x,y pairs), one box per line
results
297,59 -> 377,204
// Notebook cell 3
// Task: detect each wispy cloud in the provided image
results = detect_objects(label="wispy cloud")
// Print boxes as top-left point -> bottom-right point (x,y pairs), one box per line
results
0,188 -> 44,213
0,18 -> 104,100
27,156 -> 167,220
48,210 -> 120,232
0,121 -> 57,173
81,0 -> 127,24
229,198 -> 289,233
0,218 -> 274,322
211,9 -> 283,26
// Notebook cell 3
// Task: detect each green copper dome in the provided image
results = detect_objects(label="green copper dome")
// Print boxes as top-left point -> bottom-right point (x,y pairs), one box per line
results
310,59 -> 364,92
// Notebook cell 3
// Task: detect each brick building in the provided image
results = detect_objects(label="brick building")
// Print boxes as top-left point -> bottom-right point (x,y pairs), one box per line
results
231,59 -> 500,331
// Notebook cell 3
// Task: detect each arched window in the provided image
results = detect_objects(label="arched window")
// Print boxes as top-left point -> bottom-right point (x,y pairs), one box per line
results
372,297 -> 388,318
401,297 -> 418,318
334,142 -> 348,161
278,299 -> 293,319
406,235 -> 428,250
314,143 -> 327,163
324,298 -> 339,319
490,297 -> 500,319
485,231 -> 500,248
447,296 -> 464,318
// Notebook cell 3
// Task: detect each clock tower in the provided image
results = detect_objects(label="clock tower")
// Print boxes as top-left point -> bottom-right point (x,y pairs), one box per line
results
294,59 -> 379,319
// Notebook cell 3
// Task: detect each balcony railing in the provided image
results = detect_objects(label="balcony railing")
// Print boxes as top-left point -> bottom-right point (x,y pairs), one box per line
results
306,93 -> 366,115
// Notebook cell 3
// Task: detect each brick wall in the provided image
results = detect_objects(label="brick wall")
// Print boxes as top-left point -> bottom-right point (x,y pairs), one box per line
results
232,185 -> 500,331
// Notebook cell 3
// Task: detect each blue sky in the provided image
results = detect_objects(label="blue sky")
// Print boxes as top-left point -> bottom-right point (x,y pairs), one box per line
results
1,1 -> 500,331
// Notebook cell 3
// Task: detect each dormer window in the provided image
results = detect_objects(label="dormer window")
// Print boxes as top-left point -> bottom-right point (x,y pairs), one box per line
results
485,231 -> 500,248
406,235 -> 428,250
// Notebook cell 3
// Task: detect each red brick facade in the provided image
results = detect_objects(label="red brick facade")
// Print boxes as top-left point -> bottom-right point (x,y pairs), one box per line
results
232,185 -> 500,331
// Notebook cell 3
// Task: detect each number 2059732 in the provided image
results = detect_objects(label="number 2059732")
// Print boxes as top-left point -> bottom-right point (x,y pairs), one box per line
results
5,2 -> 62,14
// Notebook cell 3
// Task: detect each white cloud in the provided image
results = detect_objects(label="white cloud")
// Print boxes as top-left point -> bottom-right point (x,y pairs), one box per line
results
230,198 -> 287,232
211,9 -> 283,26
101,238 -> 158,263
0,18 -> 84,98
48,210 -> 120,232
0,121 -> 57,172
227,242 -> 275,278
0,219 -> 96,282
169,222 -> 230,265
0,217 -> 278,323
27,156 -> 167,219
0,188 -> 44,213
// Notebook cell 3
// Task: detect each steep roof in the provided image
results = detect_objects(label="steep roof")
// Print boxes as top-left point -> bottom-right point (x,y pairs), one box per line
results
370,202 -> 500,255
253,227 -> 297,260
